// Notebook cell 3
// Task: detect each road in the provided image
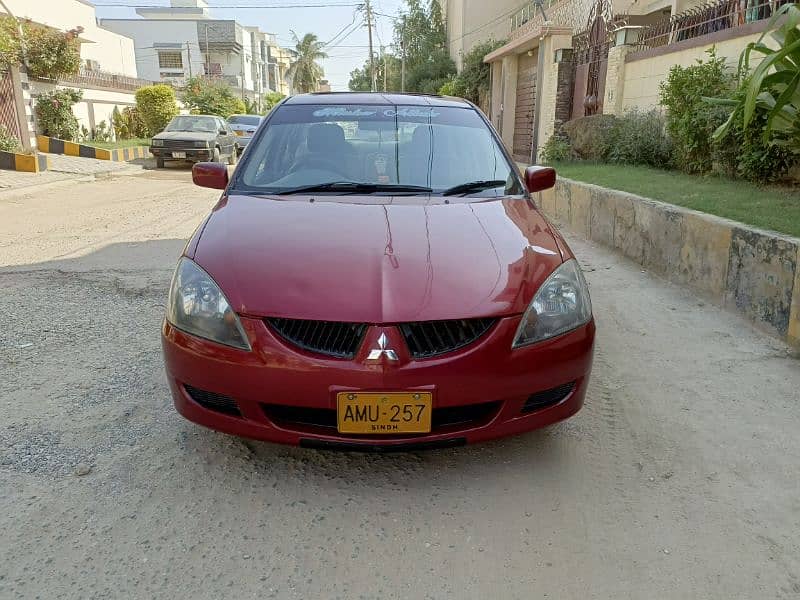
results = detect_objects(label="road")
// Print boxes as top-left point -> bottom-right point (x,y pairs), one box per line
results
1,168 -> 799,599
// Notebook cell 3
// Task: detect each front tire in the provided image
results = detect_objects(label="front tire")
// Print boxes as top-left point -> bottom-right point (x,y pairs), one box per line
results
156,157 -> 165,168
227,147 -> 238,166
212,147 -> 221,163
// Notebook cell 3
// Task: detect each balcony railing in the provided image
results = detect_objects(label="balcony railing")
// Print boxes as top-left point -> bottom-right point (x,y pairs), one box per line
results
33,67 -> 152,92
510,0 -> 562,30
633,0 -> 788,52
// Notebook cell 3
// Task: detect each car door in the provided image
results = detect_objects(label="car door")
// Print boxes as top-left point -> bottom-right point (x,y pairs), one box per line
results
219,118 -> 236,157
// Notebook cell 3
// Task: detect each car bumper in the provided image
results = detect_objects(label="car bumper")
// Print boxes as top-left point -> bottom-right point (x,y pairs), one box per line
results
234,136 -> 252,147
162,316 -> 595,449
150,148 -> 213,160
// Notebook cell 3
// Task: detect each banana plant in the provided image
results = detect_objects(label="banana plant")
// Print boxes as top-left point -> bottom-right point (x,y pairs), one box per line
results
711,2 -> 800,150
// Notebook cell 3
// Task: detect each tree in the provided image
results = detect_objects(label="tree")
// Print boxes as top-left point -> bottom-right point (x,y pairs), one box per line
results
0,16 -> 82,80
181,76 -> 246,118
287,32 -> 327,93
392,0 -> 455,94
135,84 -> 179,135
262,92 -> 285,113
439,39 -> 505,108
349,53 -> 402,92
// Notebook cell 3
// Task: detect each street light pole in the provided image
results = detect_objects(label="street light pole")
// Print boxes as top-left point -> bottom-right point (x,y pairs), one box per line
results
204,24 -> 211,76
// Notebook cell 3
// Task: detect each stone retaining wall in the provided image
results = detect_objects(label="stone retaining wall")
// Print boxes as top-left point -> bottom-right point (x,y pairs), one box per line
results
540,179 -> 800,348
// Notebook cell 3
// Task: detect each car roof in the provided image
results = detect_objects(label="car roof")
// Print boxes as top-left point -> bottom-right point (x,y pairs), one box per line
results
176,114 -> 218,119
228,114 -> 262,118
284,92 -> 474,108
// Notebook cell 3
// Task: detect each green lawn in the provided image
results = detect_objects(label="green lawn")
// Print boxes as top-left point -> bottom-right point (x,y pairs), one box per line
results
552,162 -> 800,238
88,138 -> 150,150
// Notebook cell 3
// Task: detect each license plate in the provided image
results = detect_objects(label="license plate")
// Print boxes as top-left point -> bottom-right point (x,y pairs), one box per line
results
171,151 -> 186,158
235,130 -> 244,136
337,392 -> 432,434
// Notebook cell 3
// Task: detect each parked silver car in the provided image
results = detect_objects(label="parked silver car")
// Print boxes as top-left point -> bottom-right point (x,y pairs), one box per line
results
227,114 -> 264,155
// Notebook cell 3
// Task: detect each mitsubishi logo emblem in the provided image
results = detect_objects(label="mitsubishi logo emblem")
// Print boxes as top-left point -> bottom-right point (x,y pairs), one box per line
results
367,332 -> 399,361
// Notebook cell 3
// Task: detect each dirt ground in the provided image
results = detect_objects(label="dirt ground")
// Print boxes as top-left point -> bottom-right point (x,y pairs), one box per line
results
1,168 -> 799,599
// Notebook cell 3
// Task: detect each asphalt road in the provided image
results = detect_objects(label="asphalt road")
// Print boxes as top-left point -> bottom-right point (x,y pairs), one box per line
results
1,168 -> 799,599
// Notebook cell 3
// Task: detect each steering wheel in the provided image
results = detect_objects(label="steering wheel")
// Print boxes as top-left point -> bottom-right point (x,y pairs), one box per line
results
289,155 -> 348,178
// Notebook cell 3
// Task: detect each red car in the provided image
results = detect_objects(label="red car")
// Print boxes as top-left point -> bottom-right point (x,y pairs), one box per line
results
162,93 -> 595,450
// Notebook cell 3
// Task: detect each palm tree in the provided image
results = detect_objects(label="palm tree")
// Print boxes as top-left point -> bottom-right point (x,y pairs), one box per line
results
287,32 -> 327,93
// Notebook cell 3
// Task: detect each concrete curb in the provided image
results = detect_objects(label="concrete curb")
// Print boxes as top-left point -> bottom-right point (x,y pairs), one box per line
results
541,178 -> 800,348
0,150 -> 49,173
36,135 -> 150,162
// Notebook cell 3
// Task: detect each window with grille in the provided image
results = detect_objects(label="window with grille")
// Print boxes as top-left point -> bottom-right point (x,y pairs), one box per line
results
158,51 -> 183,69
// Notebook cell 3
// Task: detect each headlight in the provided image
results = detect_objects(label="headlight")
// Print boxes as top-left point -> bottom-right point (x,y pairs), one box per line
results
152,139 -> 164,147
512,259 -> 592,348
166,258 -> 251,350
193,141 -> 209,148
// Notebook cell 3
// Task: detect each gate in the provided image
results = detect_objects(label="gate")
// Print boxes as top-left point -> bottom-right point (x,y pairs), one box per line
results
570,0 -> 621,118
0,68 -> 22,143
512,50 -> 537,163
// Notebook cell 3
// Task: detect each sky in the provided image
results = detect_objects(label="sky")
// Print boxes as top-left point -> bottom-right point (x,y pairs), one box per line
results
91,0 -> 405,91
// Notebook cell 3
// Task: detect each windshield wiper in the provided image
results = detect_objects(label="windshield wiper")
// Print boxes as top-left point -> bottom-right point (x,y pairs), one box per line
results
276,182 -> 433,196
441,180 -> 508,196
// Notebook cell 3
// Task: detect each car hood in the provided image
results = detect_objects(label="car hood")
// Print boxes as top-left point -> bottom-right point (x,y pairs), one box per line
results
153,131 -> 215,141
192,195 -> 564,322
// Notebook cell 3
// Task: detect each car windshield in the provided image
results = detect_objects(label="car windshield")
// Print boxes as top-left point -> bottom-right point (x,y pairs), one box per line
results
228,115 -> 262,126
165,116 -> 218,133
236,104 -> 523,196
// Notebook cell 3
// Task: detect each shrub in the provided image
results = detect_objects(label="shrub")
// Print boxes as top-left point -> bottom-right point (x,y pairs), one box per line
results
659,48 -> 734,174
35,89 -> 82,140
561,114 -> 617,160
112,106 -> 147,139
605,109 -> 673,168
0,124 -> 21,152
262,92 -> 285,113
541,134 -> 574,163
181,76 -> 246,118
712,82 -> 796,183
135,85 -> 179,135
441,39 -> 505,105
24,22 -> 82,80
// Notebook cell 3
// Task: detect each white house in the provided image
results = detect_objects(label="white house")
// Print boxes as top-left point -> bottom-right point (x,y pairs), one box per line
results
0,0 -> 149,147
99,0 -> 292,109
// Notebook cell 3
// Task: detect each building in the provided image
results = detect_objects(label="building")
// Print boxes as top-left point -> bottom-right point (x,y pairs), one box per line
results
442,0 -> 779,163
0,0 -> 149,150
441,0 -> 521,70
99,0 -> 294,107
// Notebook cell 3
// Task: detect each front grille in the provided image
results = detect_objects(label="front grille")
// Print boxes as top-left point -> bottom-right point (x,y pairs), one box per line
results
263,401 -> 500,431
521,382 -> 575,413
267,318 -> 367,359
184,384 -> 241,416
399,318 -> 496,359
161,139 -> 197,149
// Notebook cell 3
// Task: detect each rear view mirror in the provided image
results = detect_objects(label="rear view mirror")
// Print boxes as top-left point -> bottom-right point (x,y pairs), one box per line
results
192,162 -> 228,190
524,166 -> 556,193
219,128 -> 227,135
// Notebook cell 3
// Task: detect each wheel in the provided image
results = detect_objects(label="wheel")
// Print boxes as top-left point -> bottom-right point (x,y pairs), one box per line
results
212,147 -> 221,163
227,148 -> 238,166
156,157 -> 165,168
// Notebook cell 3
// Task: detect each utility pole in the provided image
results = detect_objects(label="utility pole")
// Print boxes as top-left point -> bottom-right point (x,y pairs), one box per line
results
364,0 -> 376,92
400,22 -> 406,93
381,45 -> 387,92
204,25 -> 211,77
186,41 -> 193,78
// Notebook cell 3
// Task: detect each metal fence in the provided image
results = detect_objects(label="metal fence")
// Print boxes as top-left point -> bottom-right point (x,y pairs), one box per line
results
34,67 -> 152,92
634,0 -> 787,51
0,68 -> 22,144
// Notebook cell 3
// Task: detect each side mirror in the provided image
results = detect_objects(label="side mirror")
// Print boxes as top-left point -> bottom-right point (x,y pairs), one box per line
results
524,166 -> 556,193
192,162 -> 229,190
219,128 -> 228,135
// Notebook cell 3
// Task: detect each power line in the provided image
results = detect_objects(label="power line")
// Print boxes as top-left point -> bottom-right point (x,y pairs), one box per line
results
93,2 -> 361,7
